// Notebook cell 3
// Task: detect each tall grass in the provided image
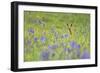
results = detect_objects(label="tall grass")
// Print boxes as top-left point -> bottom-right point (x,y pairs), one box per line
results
24,11 -> 90,62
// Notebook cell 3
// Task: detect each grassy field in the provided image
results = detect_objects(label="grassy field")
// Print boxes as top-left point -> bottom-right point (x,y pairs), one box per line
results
24,11 -> 90,62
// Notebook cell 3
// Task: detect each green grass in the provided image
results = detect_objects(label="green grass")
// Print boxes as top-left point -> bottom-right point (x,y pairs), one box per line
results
24,11 -> 90,62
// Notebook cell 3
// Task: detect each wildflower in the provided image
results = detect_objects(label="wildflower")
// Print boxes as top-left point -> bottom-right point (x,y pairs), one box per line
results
40,36 -> 46,43
28,28 -> 34,34
48,45 -> 52,49
70,41 -> 80,49
81,50 -> 90,59
40,50 -> 49,61
77,44 -> 80,49
34,37 -> 38,42
70,41 -> 76,49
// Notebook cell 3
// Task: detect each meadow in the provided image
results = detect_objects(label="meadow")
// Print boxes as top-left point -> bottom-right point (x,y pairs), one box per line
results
24,11 -> 90,62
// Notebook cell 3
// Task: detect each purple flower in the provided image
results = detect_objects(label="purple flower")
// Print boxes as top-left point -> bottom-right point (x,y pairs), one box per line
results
70,41 -> 80,49
40,36 -> 46,43
76,44 -> 81,49
48,45 -> 52,49
28,28 -> 34,34
41,50 -> 49,61
81,50 -> 90,59
61,34 -> 69,38
34,37 -> 38,42
70,41 -> 76,48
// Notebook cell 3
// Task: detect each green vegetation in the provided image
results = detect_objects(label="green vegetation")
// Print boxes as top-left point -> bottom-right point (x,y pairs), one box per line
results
24,11 -> 90,62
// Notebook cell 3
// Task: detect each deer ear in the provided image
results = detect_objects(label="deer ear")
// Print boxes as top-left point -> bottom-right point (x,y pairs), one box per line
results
66,24 -> 68,26
70,24 -> 72,27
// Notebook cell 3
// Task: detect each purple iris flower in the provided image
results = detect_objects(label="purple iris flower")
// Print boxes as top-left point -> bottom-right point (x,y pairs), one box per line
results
76,44 -> 80,49
70,41 -> 80,49
40,36 -> 46,43
70,41 -> 76,48
48,45 -> 52,49
41,50 -> 49,61
28,28 -> 34,34
81,50 -> 90,59
34,37 -> 38,42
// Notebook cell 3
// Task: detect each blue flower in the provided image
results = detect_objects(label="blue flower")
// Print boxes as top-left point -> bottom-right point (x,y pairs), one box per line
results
48,45 -> 52,49
28,28 -> 34,34
34,37 -> 38,42
76,44 -> 80,49
70,41 -> 76,48
81,50 -> 90,59
70,41 -> 80,49
41,50 -> 49,61
40,36 -> 46,43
